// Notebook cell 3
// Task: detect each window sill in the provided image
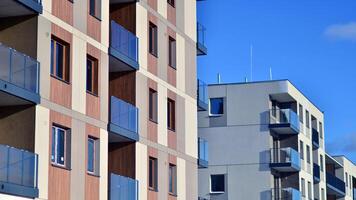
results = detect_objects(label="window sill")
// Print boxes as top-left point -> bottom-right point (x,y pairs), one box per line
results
89,13 -> 102,21
210,191 -> 225,195
86,90 -> 99,97
149,118 -> 158,124
51,163 -> 71,171
51,74 -> 71,85
168,65 -> 177,70
209,114 -> 223,118
167,127 -> 176,132
149,52 -> 158,58
148,187 -> 158,192
87,172 -> 100,178
169,192 -> 177,197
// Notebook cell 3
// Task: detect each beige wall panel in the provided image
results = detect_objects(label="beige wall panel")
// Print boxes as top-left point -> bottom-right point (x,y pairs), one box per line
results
100,51 -> 109,122
184,0 -> 196,41
185,100 -> 198,158
185,160 -> 198,200
176,34 -> 186,93
175,0 -> 185,32
184,41 -> 197,99
35,105 -> 50,200
42,0 -> 52,13
176,95 -> 186,154
157,21 -> 167,82
73,0 -> 87,33
136,142 -> 148,200
158,151 -> 168,200
136,4 -> 148,71
101,0 -> 109,47
37,15 -> 51,99
136,73 -> 148,138
157,0 -> 167,19
71,36 -> 87,114
177,158 -> 186,200
99,128 -> 108,200
70,119 -> 86,200
157,84 -> 168,146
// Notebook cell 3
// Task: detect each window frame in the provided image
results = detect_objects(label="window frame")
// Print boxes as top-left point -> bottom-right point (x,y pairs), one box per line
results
306,145 -> 311,164
51,125 -> 68,167
149,89 -> 158,123
300,141 -> 304,160
210,174 -> 225,194
168,164 -> 177,196
167,0 -> 175,7
299,104 -> 304,123
168,36 -> 176,69
51,37 -> 70,83
305,110 -> 310,128
301,178 -> 306,197
149,22 -> 158,57
86,55 -> 99,96
148,157 -> 158,191
319,122 -> 323,139
209,98 -> 224,116
320,155 -> 324,172
167,98 -> 176,131
89,0 -> 101,20
87,137 -> 97,174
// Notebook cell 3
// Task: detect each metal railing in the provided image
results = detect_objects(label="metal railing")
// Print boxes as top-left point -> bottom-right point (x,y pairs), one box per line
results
271,188 -> 301,200
326,172 -> 346,194
109,173 -> 138,200
197,79 -> 208,106
197,22 -> 206,47
110,20 -> 139,63
198,137 -> 208,163
110,96 -> 139,134
270,148 -> 300,167
270,109 -> 300,131
0,144 -> 38,189
0,43 -> 39,93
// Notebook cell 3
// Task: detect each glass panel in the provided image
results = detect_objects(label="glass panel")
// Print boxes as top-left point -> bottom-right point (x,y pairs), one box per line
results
56,43 -> 64,79
0,145 -> 9,182
8,147 -> 22,185
22,151 -> 35,187
57,129 -> 65,165
110,173 -> 138,200
88,139 -> 94,173
110,21 -> 138,62
211,174 -> 225,192
0,45 -> 10,82
110,96 -> 138,134
87,59 -> 93,92
11,50 -> 25,88
25,56 -> 38,93
210,98 -> 223,115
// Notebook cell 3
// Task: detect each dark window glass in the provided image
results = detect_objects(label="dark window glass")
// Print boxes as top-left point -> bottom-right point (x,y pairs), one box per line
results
211,174 -> 225,193
300,141 -> 304,160
149,89 -> 158,122
168,37 -> 176,68
149,157 -> 158,190
88,138 -> 95,173
51,37 -> 70,82
89,0 -> 101,19
149,22 -> 158,56
167,0 -> 175,7
169,164 -> 177,195
167,98 -> 175,130
306,145 -> 311,164
56,43 -> 64,78
86,56 -> 98,95
306,110 -> 310,128
210,98 -> 224,115
299,104 -> 303,123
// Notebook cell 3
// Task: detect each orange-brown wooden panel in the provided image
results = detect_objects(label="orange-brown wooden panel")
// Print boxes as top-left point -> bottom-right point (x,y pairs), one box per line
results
108,142 -> 136,179
168,129 -> 177,150
52,0 -> 73,25
109,71 -> 136,106
167,66 -> 177,87
110,3 -> 136,34
87,14 -> 101,42
148,120 -> 158,143
167,3 -> 176,26
86,93 -> 100,119
85,174 -> 99,200
148,0 -> 157,11
50,77 -> 72,109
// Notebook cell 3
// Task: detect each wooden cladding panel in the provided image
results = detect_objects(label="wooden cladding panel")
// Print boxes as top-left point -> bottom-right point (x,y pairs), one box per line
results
108,142 -> 136,179
110,3 -> 136,34
167,3 -> 176,26
109,71 -> 136,105
148,0 -> 157,11
52,0 -> 73,25
85,124 -> 100,200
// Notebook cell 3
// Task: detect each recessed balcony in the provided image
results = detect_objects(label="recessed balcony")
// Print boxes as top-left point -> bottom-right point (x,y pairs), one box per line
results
109,173 -> 138,200
326,172 -> 346,198
198,137 -> 208,168
108,96 -> 139,142
109,20 -> 139,72
270,147 -> 301,172
197,22 -> 207,56
312,128 -> 319,150
313,163 -> 320,183
0,43 -> 40,105
271,187 -> 301,200
269,109 -> 300,135
0,0 -> 42,18
197,79 -> 208,111
0,144 -> 38,198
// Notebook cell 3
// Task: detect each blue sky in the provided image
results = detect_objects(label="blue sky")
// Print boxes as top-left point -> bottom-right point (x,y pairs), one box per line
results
197,0 -> 356,162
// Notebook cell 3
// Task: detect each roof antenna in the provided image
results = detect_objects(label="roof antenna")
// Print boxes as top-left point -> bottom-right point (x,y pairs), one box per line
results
217,73 -> 221,84
250,44 -> 253,82
269,67 -> 273,80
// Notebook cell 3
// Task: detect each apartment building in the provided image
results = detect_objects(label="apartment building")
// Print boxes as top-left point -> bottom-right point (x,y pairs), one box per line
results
0,0 -> 203,199
197,80 -> 356,200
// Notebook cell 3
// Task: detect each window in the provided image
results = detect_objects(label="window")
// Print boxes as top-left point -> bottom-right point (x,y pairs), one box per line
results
167,98 -> 175,131
346,173 -> 349,187
169,164 -> 177,195
168,37 -> 176,68
271,100 -> 277,117
167,0 -> 175,7
210,174 -> 225,193
300,141 -> 304,160
51,37 -> 70,82
89,0 -> 101,19
210,98 -> 224,115
308,181 -> 312,200
306,110 -> 310,128
301,178 -> 306,197
306,145 -> 311,164
149,157 -> 158,190
149,22 -> 158,57
319,122 -> 323,139
320,155 -> 324,171
51,125 -> 70,168
86,55 -> 99,95
87,137 -> 99,175
149,89 -> 158,123
299,104 -> 303,123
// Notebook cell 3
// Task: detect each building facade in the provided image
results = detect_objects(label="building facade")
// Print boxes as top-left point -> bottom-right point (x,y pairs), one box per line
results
197,80 -> 356,200
0,0 -> 204,199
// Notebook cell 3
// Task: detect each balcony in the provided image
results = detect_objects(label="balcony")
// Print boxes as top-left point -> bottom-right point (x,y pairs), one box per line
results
271,188 -> 301,200
312,128 -> 319,150
270,148 -> 301,172
326,172 -> 346,198
0,43 -> 40,105
109,96 -> 139,142
197,79 -> 208,111
198,137 -> 208,168
0,145 -> 38,198
0,0 -> 42,17
313,163 -> 320,183
109,20 -> 139,72
197,22 -> 207,56
109,173 -> 138,200
269,109 -> 300,135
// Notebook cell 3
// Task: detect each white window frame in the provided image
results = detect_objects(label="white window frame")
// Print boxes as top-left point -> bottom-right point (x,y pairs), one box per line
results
210,174 -> 225,194
52,126 -> 66,167
209,98 -> 224,117
87,137 -> 96,174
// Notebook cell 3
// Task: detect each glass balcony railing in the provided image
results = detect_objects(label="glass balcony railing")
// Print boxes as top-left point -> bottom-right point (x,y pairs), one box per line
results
326,172 -> 346,195
197,22 -> 207,55
313,163 -> 320,182
0,43 -> 39,94
0,144 -> 38,198
109,173 -> 138,200
198,137 -> 208,168
270,148 -> 301,171
197,79 -> 208,111
110,96 -> 139,139
110,20 -> 139,66
271,188 -> 301,200
269,109 -> 300,134
312,128 -> 319,149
